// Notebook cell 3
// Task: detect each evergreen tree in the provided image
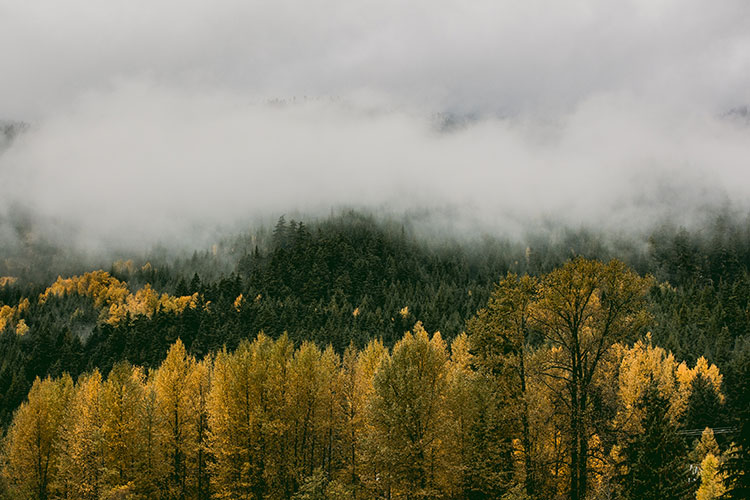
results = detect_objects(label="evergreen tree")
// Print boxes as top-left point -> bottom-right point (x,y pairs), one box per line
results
721,344 -> 750,500
684,373 -> 723,431
618,380 -> 693,500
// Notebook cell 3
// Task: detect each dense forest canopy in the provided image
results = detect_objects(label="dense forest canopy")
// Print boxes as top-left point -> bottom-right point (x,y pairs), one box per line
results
0,211 -> 749,499
3,0 -> 750,498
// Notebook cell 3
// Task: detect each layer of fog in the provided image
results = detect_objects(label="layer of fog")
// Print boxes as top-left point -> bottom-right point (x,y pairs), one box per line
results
1,0 -> 749,255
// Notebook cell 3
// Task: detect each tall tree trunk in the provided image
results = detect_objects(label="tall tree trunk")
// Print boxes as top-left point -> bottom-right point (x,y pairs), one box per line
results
519,352 -> 535,499
570,355 -> 581,500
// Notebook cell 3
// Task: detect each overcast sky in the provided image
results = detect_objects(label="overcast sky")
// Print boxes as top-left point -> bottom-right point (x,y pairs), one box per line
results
1,0 -> 749,249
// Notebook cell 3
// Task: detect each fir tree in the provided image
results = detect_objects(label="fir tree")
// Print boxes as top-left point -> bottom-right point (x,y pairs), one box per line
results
618,380 -> 693,500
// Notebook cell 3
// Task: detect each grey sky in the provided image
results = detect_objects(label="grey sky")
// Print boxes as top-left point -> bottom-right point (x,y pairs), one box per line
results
1,0 -> 749,249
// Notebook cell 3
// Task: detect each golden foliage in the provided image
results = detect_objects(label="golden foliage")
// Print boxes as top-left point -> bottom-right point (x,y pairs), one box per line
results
696,453 -> 726,500
676,356 -> 724,403
616,336 -> 683,429
233,293 -> 244,311
111,260 -> 135,275
0,259 -> 725,500
15,319 -> 29,336
0,305 -> 17,331
40,271 -> 129,309
2,375 -> 74,499
38,270 -> 198,325
0,276 -> 18,287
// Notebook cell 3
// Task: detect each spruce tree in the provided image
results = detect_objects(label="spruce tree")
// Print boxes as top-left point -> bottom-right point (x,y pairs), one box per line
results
721,346 -> 750,500
684,373 -> 723,431
618,380 -> 693,500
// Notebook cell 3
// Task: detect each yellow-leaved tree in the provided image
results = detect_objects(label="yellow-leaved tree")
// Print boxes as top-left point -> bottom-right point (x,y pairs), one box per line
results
343,338 -> 388,497
100,362 -> 148,495
533,258 -> 653,500
369,323 -> 450,499
56,371 -> 105,500
697,453 -> 726,500
467,273 -> 539,498
2,375 -> 73,500
208,336 -> 271,499
153,339 -> 202,500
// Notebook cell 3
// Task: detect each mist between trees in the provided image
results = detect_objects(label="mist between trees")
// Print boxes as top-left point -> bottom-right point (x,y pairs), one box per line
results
1,258 -> 747,500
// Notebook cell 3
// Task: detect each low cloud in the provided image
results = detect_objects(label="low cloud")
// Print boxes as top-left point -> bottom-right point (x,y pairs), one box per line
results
0,0 -> 748,252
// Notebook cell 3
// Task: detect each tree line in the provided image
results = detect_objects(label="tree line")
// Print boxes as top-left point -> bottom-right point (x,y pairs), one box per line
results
2,258 -> 747,500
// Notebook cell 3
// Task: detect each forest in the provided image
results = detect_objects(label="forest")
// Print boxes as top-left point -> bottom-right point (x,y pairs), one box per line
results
0,211 -> 749,500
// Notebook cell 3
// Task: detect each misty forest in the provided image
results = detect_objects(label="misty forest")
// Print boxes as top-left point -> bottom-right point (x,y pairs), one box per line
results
0,212 -> 749,500
2,1 -> 750,499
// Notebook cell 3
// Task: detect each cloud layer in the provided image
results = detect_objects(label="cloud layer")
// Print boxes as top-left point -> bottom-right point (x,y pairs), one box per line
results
1,0 -> 749,250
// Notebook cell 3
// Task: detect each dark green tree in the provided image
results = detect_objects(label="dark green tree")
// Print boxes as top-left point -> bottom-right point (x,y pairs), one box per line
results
619,380 -> 694,500
721,344 -> 750,499
684,373 -> 723,431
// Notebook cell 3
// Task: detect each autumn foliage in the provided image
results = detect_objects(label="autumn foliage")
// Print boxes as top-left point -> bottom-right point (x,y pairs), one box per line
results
0,259 -> 734,499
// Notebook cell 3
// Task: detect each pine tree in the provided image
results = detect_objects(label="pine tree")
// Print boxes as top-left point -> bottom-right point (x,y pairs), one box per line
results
721,344 -> 750,500
618,380 -> 693,500
684,373 -> 723,431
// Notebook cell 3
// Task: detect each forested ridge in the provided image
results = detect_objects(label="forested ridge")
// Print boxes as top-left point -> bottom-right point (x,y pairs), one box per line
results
1,211 -> 750,499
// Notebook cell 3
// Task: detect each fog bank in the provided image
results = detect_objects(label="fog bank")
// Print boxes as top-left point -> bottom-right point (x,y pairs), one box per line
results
1,0 -> 749,251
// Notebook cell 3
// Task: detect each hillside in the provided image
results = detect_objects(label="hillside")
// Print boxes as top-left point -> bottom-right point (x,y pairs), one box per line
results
1,211 -> 750,499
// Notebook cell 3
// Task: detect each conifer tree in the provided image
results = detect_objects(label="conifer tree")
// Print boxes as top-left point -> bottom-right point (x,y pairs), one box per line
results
56,371 -> 105,500
136,373 -> 167,498
345,338 -> 388,497
721,345 -> 750,500
207,333 -> 294,500
208,339 -> 263,499
318,345 -> 342,480
337,343 -> 361,491
194,357 -> 212,500
369,323 -> 449,499
618,380 -> 693,500
100,362 -> 146,492
288,341 -> 325,483
154,339 -> 200,500
684,374 -> 723,431
2,375 -> 72,500
696,453 -> 725,500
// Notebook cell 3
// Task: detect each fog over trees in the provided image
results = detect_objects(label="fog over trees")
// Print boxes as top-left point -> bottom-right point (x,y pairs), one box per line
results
2,0 -> 750,498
